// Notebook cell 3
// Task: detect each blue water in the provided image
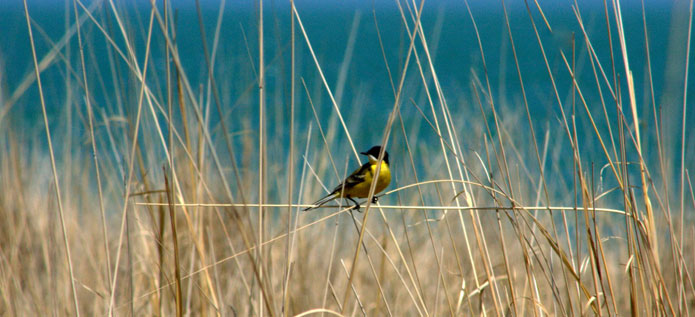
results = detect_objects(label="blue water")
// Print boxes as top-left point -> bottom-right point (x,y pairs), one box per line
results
1,0 -> 693,206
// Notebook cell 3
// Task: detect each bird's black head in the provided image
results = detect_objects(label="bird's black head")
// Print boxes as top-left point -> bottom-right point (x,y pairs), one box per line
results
360,146 -> 389,165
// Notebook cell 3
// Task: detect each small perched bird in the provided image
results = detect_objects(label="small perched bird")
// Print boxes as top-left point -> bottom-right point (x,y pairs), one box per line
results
304,146 -> 391,211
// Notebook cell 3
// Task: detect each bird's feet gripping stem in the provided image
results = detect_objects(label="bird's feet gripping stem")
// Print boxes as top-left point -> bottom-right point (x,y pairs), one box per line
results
348,197 -> 361,212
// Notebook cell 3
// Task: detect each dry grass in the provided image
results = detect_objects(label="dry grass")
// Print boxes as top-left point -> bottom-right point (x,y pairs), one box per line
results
1,0 -> 694,315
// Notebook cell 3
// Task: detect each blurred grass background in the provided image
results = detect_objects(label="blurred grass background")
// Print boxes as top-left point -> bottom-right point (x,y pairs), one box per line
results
0,0 -> 694,315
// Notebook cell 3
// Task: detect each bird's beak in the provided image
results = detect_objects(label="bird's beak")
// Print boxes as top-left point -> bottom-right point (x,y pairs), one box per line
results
361,151 -> 377,162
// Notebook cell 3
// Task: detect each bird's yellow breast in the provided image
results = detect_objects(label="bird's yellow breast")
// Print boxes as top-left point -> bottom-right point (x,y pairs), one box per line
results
346,161 -> 391,198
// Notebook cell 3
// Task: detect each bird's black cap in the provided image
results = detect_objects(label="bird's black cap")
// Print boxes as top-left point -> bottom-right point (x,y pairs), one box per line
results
360,146 -> 389,165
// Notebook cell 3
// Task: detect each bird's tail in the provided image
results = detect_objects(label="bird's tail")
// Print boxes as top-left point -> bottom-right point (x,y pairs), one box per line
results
304,192 -> 337,211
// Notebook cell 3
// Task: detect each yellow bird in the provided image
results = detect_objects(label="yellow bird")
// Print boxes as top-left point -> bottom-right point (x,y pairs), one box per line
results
304,146 -> 391,211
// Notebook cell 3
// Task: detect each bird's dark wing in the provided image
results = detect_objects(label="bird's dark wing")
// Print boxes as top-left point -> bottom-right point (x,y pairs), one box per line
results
331,162 -> 370,194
